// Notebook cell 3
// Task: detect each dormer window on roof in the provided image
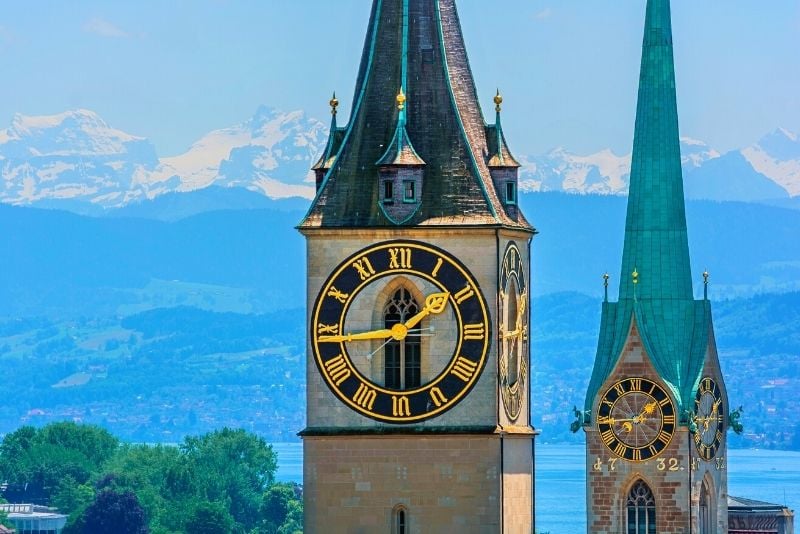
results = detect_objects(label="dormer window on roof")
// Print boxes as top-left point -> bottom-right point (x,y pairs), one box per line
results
377,89 -> 426,224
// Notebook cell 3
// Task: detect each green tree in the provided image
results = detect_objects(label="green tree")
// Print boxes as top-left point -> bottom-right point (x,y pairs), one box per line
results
180,428 -> 277,530
261,483 -> 302,534
185,501 -> 234,534
0,423 -> 118,502
79,489 -> 148,534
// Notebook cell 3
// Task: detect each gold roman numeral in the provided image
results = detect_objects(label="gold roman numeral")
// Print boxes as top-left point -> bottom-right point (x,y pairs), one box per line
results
430,387 -> 448,407
463,323 -> 485,341
451,357 -> 478,382
648,445 -> 658,456
658,397 -> 671,407
632,449 -> 642,461
614,383 -> 626,396
352,256 -> 376,281
353,383 -> 377,410
600,429 -> 615,445
629,378 -> 642,392
663,415 -> 676,425
614,442 -> 628,458
431,258 -> 444,278
323,355 -> 351,386
327,286 -> 349,304
388,248 -> 412,269
454,285 -> 475,305
317,323 -> 339,335
392,395 -> 411,417
657,431 -> 672,445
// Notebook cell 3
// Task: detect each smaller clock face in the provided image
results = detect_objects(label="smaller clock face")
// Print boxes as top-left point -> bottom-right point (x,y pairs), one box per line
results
499,242 -> 527,420
694,377 -> 724,461
597,377 -> 676,462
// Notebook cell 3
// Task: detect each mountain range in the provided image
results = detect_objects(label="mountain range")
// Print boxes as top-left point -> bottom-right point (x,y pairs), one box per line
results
1,108 -> 799,210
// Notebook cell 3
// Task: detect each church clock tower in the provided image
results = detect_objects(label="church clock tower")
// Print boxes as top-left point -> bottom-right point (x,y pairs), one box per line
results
299,1 -> 536,533
582,1 -> 729,533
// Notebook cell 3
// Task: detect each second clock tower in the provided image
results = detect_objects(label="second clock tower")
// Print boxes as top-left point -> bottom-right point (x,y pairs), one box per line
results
299,1 -> 536,533
581,2 -> 729,532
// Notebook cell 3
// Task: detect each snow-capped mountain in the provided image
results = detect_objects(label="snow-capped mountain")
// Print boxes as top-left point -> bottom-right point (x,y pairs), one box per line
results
519,131 -> 799,202
0,107 -> 798,210
0,107 -> 326,208
0,110 -> 163,206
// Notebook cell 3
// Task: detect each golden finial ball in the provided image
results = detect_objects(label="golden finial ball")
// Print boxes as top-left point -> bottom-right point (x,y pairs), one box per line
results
632,268 -> 639,285
329,93 -> 339,114
494,90 -> 503,112
396,89 -> 406,111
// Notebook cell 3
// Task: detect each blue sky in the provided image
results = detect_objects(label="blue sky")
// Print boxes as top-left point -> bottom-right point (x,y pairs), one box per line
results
0,1 -> 797,157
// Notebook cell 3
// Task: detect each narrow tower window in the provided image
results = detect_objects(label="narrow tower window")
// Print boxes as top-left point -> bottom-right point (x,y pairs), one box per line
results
392,505 -> 408,534
403,180 -> 416,202
384,180 -> 394,202
384,288 -> 421,390
626,480 -> 656,534
699,481 -> 711,534
506,181 -> 516,204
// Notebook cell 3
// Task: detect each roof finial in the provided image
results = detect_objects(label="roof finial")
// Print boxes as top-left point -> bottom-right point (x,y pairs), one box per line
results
494,89 -> 503,113
329,92 -> 339,116
603,273 -> 610,303
632,268 -> 639,285
703,269 -> 709,300
396,88 -> 406,112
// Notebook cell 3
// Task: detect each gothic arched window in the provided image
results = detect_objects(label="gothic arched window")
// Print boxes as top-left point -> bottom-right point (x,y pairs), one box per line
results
391,505 -> 408,534
627,480 -> 656,534
699,480 -> 711,534
384,288 -> 421,389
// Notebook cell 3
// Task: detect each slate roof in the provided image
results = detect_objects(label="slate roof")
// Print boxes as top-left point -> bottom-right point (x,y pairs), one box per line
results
300,0 -> 532,230
585,0 -> 713,417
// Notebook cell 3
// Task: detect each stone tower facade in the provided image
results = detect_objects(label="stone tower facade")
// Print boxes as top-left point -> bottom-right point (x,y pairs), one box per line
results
299,1 -> 536,533
581,2 -> 729,533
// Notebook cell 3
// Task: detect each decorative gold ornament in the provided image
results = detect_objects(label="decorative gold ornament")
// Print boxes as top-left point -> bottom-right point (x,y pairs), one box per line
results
494,89 -> 503,113
396,88 -> 406,111
632,268 -> 639,285
329,92 -> 339,115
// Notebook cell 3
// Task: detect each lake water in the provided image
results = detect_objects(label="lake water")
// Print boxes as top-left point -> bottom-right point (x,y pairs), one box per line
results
272,442 -> 800,533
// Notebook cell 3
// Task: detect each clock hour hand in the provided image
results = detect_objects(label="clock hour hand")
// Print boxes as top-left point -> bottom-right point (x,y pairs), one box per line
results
402,291 -> 450,331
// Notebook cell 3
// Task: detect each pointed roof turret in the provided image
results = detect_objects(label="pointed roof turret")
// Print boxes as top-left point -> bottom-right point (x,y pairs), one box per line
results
300,0 -> 532,230
311,93 -> 345,172
376,89 -> 426,167
584,0 -> 711,418
487,90 -> 520,169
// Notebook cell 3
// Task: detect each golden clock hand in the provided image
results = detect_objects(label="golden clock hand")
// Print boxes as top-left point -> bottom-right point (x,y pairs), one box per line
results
402,291 -> 450,331
318,328 -> 394,343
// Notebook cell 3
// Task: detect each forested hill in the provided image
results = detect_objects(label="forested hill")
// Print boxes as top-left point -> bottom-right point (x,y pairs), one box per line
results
0,192 -> 798,447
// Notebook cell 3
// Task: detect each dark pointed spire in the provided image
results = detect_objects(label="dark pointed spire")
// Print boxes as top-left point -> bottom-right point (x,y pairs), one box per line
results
618,0 -> 692,301
300,0 -> 532,230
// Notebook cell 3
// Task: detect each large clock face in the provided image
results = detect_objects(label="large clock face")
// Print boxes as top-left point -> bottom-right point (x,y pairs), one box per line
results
499,242 -> 527,420
694,377 -> 724,461
311,240 -> 491,423
597,377 -> 676,462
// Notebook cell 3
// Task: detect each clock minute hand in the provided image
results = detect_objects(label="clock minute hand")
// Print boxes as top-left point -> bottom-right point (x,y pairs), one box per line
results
318,328 -> 394,343
402,292 -> 450,331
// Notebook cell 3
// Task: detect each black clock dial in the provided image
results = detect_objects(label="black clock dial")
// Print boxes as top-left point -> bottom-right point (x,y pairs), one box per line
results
597,378 -> 676,462
694,377 -> 724,460
311,241 -> 491,423
499,241 -> 527,420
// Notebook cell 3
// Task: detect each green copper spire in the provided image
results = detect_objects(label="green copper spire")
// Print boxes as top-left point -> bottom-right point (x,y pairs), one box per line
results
619,0 -> 692,301
584,0 -> 711,420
